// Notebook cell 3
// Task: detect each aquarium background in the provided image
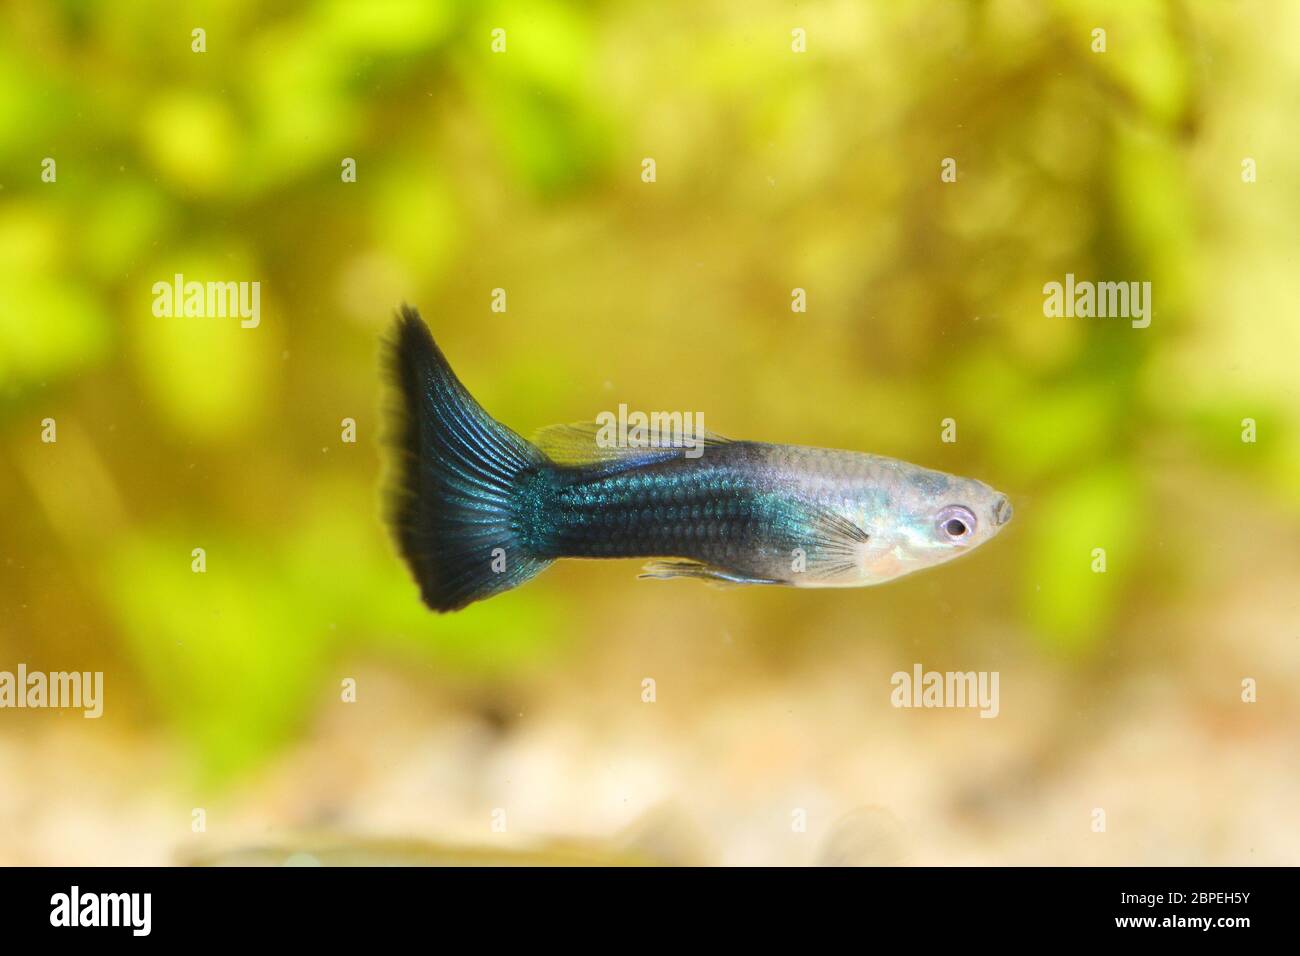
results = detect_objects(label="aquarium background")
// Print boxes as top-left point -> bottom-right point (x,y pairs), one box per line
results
1,0 -> 1298,865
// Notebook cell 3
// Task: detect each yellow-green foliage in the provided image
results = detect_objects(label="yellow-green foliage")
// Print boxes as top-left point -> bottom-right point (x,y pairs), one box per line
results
2,0 -> 1297,779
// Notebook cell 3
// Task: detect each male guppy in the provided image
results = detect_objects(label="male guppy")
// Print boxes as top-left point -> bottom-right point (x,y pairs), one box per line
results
386,307 -> 1012,612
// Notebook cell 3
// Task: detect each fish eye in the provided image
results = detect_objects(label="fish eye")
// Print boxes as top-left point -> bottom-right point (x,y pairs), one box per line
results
936,505 -> 976,541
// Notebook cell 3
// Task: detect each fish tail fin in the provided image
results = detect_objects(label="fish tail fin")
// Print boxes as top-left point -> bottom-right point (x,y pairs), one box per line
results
382,305 -> 553,612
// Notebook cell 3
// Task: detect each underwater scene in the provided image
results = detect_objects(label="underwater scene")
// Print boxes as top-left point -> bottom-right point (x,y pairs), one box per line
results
1,0 -> 1298,868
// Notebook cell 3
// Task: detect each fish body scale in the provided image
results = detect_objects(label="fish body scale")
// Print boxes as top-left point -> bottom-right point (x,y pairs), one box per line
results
543,458 -> 770,562
530,443 -> 890,582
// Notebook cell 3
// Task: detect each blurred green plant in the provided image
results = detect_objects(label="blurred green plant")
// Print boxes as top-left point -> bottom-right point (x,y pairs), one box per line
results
2,0 -> 1297,779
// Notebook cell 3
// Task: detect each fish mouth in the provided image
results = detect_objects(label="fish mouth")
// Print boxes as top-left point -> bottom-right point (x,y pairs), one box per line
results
992,495 -> 1013,527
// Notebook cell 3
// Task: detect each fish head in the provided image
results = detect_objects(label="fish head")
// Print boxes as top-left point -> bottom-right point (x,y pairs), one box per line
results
860,466 -> 1012,581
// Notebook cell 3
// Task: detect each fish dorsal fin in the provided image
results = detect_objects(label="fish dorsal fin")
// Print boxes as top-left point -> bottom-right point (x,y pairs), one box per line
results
532,420 -> 731,469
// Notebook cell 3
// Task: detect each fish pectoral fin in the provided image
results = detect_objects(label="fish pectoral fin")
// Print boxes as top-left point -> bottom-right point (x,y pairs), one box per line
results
638,560 -> 780,587
781,500 -> 871,583
533,421 -> 731,469
798,502 -> 870,552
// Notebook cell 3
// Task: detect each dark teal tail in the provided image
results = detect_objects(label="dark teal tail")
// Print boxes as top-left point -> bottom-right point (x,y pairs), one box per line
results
383,306 -> 553,612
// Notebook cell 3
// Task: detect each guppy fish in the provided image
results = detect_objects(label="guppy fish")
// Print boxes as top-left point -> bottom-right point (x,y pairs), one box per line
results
386,307 -> 1012,612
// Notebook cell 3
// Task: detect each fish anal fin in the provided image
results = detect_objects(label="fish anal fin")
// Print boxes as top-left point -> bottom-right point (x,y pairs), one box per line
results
638,559 -> 779,588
